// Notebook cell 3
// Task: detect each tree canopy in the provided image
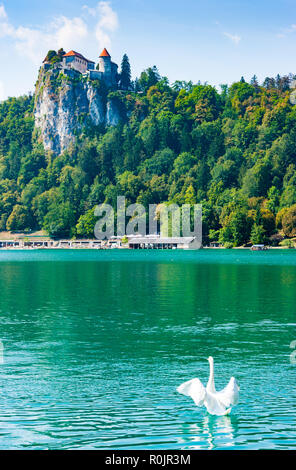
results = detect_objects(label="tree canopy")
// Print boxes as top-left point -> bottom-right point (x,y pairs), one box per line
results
1,69 -> 296,243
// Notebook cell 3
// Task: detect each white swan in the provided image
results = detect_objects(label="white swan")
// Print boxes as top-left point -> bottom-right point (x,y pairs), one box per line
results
177,356 -> 240,416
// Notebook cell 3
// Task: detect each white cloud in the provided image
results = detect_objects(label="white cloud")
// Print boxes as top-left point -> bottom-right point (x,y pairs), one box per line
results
0,1 -> 119,64
223,32 -> 241,44
54,16 -> 88,50
14,27 -> 54,63
0,20 -> 13,37
82,5 -> 97,17
95,1 -> 119,48
14,20 -> 88,64
0,4 -> 7,20
287,24 -> 296,32
277,24 -> 296,38
0,4 -> 13,37
97,1 -> 118,31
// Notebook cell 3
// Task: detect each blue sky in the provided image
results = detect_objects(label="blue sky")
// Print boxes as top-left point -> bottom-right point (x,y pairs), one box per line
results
1,0 -> 296,100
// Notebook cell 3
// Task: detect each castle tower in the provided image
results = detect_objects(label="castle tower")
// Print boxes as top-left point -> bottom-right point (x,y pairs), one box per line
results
98,48 -> 118,86
98,48 -> 112,76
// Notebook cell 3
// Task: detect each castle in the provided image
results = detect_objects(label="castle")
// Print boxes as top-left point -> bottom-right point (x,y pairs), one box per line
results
43,48 -> 118,87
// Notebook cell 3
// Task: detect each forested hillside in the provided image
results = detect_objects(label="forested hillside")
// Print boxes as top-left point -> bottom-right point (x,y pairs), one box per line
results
1,66 -> 296,245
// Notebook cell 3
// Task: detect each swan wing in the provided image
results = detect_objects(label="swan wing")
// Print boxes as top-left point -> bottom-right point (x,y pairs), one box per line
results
177,378 -> 206,407
204,392 -> 230,416
216,376 -> 239,407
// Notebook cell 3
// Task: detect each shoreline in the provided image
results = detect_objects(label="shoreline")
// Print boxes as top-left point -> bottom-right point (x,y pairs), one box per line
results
0,246 -> 294,251
0,235 -> 294,251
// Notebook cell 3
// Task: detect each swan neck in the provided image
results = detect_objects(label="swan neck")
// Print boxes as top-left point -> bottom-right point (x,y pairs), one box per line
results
207,359 -> 216,392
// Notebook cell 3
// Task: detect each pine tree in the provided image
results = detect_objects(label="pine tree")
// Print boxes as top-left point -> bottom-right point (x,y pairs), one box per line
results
250,75 -> 259,88
119,54 -> 132,90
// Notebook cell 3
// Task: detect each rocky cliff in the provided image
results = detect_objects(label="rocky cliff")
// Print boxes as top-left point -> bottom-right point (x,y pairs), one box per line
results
34,67 -> 122,155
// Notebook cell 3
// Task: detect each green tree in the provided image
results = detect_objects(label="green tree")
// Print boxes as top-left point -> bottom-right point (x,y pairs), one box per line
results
282,205 -> 296,237
219,209 -> 251,246
2,62 -> 296,246
138,66 -> 160,92
184,184 -> 196,205
43,201 -> 76,238
6,205 -> 33,231
75,207 -> 97,238
250,224 -> 266,245
119,54 -> 132,90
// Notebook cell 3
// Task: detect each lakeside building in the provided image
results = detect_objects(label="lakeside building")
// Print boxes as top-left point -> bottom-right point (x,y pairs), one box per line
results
0,240 -> 103,249
128,236 -> 196,250
0,236 -> 198,250
209,241 -> 223,248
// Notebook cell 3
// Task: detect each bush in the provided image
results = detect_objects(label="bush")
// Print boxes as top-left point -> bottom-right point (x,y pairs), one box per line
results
282,204 -> 296,237
224,242 -> 233,249
6,205 -> 33,231
279,239 -> 295,248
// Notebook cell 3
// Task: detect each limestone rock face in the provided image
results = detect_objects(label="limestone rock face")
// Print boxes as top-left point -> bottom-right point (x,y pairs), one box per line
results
106,99 -> 121,126
34,68 -> 121,155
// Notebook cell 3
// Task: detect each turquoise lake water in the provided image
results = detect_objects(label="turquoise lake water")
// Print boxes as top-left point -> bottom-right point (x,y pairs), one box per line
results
0,249 -> 295,449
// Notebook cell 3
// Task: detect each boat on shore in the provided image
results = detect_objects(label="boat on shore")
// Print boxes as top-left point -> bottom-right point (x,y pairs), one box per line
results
251,244 -> 269,251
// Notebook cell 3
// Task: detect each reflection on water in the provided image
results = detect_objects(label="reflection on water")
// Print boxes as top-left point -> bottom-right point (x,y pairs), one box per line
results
0,250 -> 295,449
180,415 -> 235,450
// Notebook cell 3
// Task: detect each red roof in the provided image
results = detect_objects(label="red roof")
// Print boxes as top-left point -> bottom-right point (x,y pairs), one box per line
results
99,48 -> 111,58
64,50 -> 94,63
64,50 -> 86,59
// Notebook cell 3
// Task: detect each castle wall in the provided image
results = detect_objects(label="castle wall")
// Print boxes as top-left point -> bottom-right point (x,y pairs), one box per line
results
63,56 -> 89,74
88,70 -> 104,80
99,57 -> 111,75
45,51 -> 118,86
111,62 -> 118,85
